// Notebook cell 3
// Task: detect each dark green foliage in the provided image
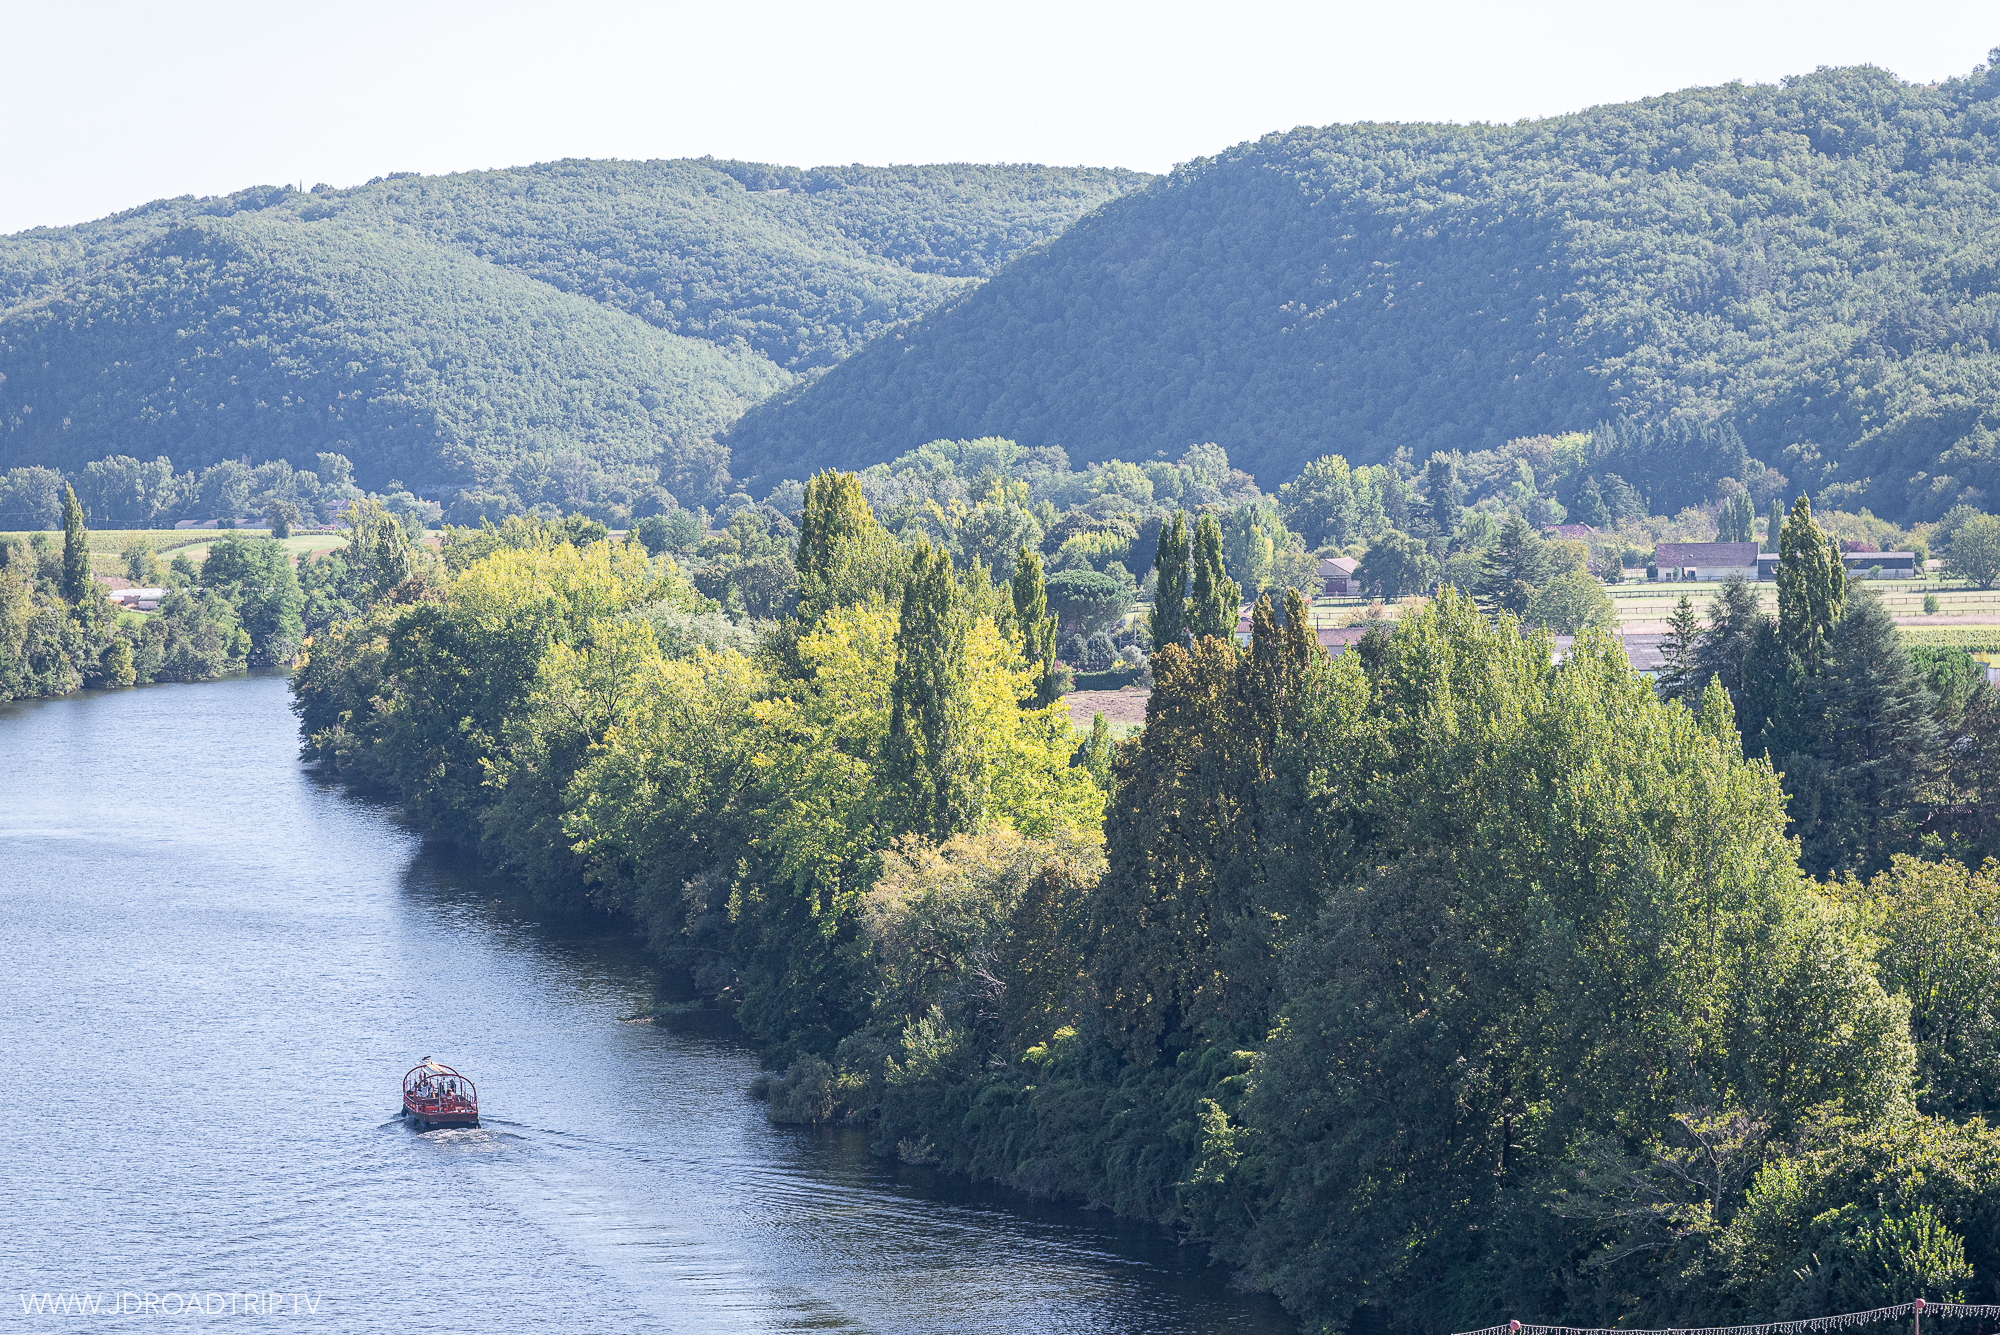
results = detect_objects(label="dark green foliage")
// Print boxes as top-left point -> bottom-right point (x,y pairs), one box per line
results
59,485 -> 88,603
1186,513 -> 1238,640
1588,418 -> 1752,519
152,588 -> 250,681
1657,593 -> 1704,701
1719,490 -> 1757,543
1569,474 -> 1611,527
630,511 -> 700,558
1478,512 -> 1557,616
1,162 -> 1145,508
1355,529 -> 1438,599
1682,560 -> 1949,877
1147,511 -> 1189,652
1424,455 -> 1463,536
0,465 -> 63,529
1076,713 -> 1113,792
1275,455 -> 1394,549
885,541 -> 979,841
690,508 -> 797,620
727,61 -> 2000,519
1689,575 -> 1765,704
199,535 -> 304,669
1778,495 -> 1845,663
1785,590 -> 1944,877
1042,568 -> 1129,637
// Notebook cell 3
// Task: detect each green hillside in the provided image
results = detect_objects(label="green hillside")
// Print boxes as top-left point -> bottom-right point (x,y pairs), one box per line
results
727,58 -> 2000,523
0,160 -> 1148,509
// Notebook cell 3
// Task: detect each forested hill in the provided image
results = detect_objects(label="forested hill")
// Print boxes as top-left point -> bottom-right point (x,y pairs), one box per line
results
727,58 -> 2000,523
0,160 -> 1147,510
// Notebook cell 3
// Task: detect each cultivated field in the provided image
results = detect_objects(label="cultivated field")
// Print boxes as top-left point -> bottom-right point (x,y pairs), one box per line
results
2,528 -> 356,581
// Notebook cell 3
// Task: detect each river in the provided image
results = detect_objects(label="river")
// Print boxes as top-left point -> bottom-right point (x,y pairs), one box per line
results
0,677 -> 1291,1332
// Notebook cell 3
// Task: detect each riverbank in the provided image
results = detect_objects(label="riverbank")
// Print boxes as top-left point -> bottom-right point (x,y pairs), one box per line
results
0,676 -> 1292,1332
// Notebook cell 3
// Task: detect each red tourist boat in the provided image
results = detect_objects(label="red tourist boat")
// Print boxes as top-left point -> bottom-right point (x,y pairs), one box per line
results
402,1058 -> 479,1129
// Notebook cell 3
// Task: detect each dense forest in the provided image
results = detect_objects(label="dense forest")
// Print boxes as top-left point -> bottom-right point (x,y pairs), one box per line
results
729,56 -> 2000,524
270,466 -> 2000,1333
0,160 -> 1146,512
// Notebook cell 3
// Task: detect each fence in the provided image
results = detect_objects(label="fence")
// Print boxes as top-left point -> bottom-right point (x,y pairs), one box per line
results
1455,1299 -> 2000,1335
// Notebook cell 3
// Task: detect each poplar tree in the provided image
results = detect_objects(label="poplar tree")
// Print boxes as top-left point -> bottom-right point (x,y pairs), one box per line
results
1424,455 -> 1463,535
778,470 -> 902,677
61,484 -> 89,604
1776,495 -> 1844,665
1011,545 -> 1059,708
1078,712 -> 1114,792
1149,511 -> 1190,651
1764,498 -> 1784,552
1187,512 -> 1239,641
885,539 -> 983,841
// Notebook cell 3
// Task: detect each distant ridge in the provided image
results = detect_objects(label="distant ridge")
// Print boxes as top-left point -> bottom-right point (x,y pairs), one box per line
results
0,159 -> 1149,510
725,56 -> 2000,524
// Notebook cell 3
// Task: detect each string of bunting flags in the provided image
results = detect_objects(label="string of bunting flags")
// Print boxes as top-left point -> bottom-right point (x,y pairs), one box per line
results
1454,1299 -> 2000,1335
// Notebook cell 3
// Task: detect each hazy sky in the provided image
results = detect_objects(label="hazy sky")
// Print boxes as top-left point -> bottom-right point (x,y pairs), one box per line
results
3,0 -> 1993,234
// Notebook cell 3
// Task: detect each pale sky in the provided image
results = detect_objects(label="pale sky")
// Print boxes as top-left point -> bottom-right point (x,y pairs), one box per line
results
3,0 -> 1993,235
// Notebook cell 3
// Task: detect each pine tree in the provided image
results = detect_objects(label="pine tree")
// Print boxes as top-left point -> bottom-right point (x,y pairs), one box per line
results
1800,588 -> 1945,875
1480,513 -> 1556,617
884,539 -> 983,841
60,484 -> 89,604
1149,511 -> 1190,651
1691,574 -> 1763,702
1571,475 -> 1612,528
1776,495 -> 1844,666
1187,512 -> 1240,641
1011,545 -> 1060,708
1656,593 -> 1703,702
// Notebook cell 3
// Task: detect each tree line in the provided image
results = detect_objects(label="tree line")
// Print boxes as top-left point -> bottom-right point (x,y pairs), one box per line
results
288,467 -> 2000,1332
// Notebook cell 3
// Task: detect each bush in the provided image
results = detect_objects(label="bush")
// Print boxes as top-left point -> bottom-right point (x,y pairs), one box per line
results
756,1055 -> 836,1119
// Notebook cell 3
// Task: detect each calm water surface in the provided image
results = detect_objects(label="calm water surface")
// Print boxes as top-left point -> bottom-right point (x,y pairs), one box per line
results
0,677 -> 1291,1332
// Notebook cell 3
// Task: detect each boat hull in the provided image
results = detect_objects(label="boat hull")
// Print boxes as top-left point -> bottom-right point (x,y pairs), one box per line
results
402,1096 -> 479,1129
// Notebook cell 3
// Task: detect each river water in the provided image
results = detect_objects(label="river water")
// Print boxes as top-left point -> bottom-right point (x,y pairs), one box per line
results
0,677 -> 1290,1332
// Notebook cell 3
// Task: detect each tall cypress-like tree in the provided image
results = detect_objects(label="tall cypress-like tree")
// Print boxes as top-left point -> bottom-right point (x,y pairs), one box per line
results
1776,495 -> 1844,665
885,539 -> 982,841
1149,511 -> 1190,651
1011,545 -> 1060,708
1764,498 -> 1784,553
60,484 -> 89,604
1717,492 -> 1754,543
1187,512 -> 1239,641
1424,455 -> 1463,536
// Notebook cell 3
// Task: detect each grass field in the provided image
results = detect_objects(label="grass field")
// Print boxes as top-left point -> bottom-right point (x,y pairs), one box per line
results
1303,577 -> 2000,632
3,528 -> 354,581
